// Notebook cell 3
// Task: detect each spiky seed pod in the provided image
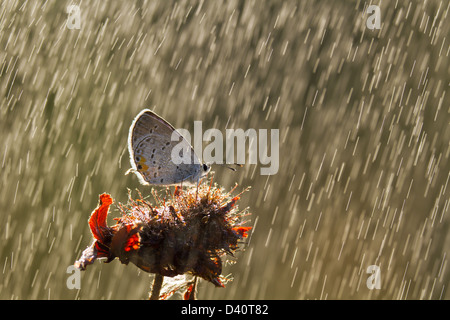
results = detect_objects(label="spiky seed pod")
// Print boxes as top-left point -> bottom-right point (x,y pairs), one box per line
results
75,182 -> 251,290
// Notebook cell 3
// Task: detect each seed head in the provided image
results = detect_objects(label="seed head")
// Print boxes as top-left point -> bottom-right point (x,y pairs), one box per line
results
75,181 -> 251,293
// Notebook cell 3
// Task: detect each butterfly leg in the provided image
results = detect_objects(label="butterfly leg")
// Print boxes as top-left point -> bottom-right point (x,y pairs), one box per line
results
195,177 -> 200,200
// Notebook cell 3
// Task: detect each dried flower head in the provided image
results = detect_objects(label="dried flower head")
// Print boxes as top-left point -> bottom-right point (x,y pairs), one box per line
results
74,180 -> 251,297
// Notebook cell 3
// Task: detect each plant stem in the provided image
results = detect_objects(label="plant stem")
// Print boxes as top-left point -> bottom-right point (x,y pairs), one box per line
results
188,277 -> 198,300
149,274 -> 164,300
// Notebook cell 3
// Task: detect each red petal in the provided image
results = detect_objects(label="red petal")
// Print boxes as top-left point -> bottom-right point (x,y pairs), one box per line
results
232,226 -> 252,238
89,193 -> 113,241
229,196 -> 240,207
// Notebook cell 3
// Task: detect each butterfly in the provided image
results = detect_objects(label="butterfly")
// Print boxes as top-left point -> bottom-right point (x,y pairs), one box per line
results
127,109 -> 210,185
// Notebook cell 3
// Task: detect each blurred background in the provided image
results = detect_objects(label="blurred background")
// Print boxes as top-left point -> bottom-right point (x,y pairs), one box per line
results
0,0 -> 448,299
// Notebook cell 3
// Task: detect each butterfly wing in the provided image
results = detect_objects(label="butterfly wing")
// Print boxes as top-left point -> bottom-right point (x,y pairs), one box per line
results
128,109 -> 202,185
